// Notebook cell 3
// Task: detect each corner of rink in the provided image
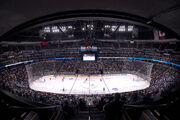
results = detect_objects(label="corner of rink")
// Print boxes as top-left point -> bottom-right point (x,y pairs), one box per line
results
29,74 -> 150,95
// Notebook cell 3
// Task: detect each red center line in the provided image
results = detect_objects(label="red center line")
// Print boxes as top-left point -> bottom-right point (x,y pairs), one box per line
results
89,76 -> 90,94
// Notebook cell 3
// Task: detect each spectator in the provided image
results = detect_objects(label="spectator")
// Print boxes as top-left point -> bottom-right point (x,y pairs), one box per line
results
104,93 -> 125,120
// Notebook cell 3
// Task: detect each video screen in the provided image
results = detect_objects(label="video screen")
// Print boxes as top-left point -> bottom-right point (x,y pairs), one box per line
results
83,54 -> 95,61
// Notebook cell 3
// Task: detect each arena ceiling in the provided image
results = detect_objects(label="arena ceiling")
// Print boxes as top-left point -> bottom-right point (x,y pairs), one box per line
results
0,0 -> 180,38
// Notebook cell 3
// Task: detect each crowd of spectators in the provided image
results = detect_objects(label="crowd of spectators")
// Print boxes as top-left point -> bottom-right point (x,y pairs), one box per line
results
0,58 -> 179,107
0,45 -> 179,120
0,44 -> 180,66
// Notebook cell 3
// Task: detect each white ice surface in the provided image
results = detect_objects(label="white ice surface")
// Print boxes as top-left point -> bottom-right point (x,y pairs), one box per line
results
29,74 -> 150,94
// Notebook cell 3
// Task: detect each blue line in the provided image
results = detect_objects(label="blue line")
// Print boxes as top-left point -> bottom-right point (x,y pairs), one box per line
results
101,76 -> 111,94
69,75 -> 78,94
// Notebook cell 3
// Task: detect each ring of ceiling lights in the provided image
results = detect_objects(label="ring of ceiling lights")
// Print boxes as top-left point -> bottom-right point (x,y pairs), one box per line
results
1,10 -> 179,40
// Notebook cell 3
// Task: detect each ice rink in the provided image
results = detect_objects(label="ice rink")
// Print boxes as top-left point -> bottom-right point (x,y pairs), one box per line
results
29,74 -> 150,94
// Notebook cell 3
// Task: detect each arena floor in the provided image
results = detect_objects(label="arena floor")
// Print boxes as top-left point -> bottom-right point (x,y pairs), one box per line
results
29,74 -> 150,94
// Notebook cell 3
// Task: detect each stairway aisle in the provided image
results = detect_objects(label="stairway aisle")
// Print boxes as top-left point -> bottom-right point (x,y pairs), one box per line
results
71,110 -> 89,120
71,107 -> 105,120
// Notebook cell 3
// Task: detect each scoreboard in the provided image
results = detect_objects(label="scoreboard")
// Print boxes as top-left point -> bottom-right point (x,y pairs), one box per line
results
83,54 -> 96,61
80,45 -> 97,52
81,45 -> 97,61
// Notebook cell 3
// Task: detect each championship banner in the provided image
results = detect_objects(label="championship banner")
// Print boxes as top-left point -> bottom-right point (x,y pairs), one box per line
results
159,31 -> 166,40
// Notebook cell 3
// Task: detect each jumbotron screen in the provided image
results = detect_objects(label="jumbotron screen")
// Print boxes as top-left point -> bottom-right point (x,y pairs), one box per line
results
83,54 -> 95,61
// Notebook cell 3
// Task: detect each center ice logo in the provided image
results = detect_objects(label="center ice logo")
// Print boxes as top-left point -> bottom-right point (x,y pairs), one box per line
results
80,77 -> 99,89
112,88 -> 118,91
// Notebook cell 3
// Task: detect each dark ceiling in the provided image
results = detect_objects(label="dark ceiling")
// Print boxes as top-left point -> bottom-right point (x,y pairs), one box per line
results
0,0 -> 180,37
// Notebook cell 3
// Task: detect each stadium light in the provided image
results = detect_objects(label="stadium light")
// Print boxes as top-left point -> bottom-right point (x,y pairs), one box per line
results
128,25 -> 134,31
82,27 -> 86,31
118,25 -> 126,32
111,25 -> 118,32
67,25 -> 73,29
87,24 -> 94,30
104,25 -> 110,28
44,26 -> 50,33
52,26 -> 60,33
59,26 -> 67,32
